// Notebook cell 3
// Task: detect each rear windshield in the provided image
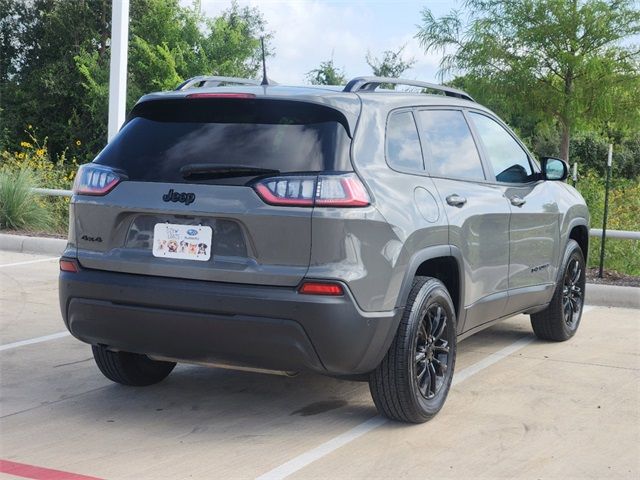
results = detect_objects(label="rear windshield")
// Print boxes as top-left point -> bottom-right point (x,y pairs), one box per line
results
94,98 -> 352,184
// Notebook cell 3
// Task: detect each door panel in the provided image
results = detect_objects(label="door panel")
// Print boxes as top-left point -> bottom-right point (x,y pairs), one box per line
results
504,182 -> 560,310
416,109 -> 511,331
466,110 -> 561,313
433,178 -> 511,330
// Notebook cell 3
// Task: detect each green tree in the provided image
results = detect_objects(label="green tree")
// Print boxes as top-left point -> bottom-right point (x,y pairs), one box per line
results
365,45 -> 416,88
417,0 -> 640,161
76,0 -> 268,155
1,0 -> 269,162
1,0 -> 112,159
306,58 -> 346,85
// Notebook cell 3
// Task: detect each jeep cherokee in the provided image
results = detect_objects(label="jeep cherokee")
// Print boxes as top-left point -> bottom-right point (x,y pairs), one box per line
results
59,76 -> 589,423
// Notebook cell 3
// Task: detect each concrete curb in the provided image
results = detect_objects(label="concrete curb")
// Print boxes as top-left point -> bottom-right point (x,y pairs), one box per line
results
585,283 -> 640,309
1,232 -> 638,308
0,233 -> 66,256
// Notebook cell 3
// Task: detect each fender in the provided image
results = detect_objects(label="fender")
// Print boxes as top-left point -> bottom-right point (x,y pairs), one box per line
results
557,216 -> 589,284
395,245 -> 466,334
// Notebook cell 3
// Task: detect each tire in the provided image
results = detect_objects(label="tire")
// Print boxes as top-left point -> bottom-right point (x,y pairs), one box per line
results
92,345 -> 176,386
530,239 -> 586,341
369,277 -> 457,423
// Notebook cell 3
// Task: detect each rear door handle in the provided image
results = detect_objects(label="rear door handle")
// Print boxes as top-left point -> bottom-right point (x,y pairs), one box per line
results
446,194 -> 467,207
510,195 -> 526,207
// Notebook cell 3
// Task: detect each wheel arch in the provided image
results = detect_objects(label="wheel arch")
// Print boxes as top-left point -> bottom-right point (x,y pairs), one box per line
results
396,246 -> 465,329
568,223 -> 589,260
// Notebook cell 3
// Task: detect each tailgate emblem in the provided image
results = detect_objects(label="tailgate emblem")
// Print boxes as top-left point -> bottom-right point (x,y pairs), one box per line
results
162,189 -> 196,205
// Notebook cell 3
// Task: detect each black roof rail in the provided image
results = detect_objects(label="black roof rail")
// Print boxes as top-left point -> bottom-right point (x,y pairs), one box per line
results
176,76 -> 261,91
343,76 -> 475,102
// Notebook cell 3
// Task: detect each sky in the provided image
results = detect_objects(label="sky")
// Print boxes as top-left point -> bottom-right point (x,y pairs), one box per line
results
196,0 -> 461,85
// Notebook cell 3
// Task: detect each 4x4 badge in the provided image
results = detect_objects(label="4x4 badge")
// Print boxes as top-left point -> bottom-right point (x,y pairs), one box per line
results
162,189 -> 196,205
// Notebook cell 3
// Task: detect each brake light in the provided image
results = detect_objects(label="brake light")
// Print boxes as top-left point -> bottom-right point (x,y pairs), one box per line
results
73,164 -> 122,196
185,93 -> 256,99
299,281 -> 344,296
253,173 -> 370,208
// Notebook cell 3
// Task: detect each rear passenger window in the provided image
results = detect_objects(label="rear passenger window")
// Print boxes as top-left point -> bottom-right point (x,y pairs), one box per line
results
418,110 -> 485,181
469,112 -> 534,183
386,111 -> 424,171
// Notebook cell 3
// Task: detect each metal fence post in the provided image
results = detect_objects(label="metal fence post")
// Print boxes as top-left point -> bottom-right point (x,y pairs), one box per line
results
598,144 -> 613,278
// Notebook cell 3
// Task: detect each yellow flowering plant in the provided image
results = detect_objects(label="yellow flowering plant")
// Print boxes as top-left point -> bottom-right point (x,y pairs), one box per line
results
0,126 -> 80,233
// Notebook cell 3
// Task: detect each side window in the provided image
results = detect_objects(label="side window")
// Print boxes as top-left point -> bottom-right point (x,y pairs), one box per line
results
417,110 -> 485,181
386,111 -> 424,171
469,112 -> 534,183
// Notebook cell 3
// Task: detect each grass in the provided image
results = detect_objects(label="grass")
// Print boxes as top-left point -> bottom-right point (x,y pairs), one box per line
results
0,169 -> 52,231
575,171 -> 640,276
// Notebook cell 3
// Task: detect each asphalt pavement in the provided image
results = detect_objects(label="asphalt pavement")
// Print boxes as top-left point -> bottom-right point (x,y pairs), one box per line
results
0,251 -> 638,480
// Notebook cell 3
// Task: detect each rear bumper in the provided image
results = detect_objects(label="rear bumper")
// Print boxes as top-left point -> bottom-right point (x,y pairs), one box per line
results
59,267 -> 401,375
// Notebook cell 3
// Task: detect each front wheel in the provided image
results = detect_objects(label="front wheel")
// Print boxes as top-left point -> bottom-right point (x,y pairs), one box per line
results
369,277 -> 457,423
530,239 -> 586,341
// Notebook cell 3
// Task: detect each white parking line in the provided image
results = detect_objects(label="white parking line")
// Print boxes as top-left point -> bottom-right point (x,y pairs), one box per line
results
0,332 -> 70,352
256,306 -> 595,480
0,257 -> 59,268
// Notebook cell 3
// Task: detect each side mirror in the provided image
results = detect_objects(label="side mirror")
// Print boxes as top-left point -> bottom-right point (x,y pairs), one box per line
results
541,157 -> 569,181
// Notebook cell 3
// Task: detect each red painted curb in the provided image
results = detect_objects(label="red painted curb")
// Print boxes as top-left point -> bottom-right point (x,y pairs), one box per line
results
0,459 -> 103,480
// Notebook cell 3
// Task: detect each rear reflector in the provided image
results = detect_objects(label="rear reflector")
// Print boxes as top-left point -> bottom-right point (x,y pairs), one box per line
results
59,259 -> 79,273
185,93 -> 256,99
253,173 -> 370,208
73,164 -> 122,196
298,281 -> 344,296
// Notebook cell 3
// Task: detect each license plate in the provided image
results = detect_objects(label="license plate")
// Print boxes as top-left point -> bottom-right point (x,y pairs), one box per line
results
152,223 -> 212,261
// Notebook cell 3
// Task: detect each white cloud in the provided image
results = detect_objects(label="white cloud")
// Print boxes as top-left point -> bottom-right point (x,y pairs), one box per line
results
197,0 -> 451,84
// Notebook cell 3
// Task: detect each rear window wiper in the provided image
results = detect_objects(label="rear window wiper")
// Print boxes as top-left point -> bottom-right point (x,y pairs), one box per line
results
180,164 -> 280,180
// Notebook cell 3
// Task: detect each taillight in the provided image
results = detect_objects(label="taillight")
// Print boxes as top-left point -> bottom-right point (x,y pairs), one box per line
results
253,173 -> 370,208
298,281 -> 344,296
254,176 -> 316,206
73,164 -> 122,196
315,175 -> 370,207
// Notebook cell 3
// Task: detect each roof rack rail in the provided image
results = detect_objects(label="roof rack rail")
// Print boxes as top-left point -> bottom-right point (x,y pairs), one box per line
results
176,76 -> 261,91
343,76 -> 475,102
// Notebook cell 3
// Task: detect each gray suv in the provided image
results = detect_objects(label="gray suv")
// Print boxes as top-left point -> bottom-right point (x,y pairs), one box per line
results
59,76 -> 589,423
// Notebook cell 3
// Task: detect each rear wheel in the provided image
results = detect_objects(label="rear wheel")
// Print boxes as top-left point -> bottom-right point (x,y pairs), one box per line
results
92,345 -> 176,386
369,277 -> 457,423
530,239 -> 586,341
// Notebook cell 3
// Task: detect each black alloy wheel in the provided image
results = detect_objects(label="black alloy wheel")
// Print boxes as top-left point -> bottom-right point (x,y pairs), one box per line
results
415,304 -> 451,399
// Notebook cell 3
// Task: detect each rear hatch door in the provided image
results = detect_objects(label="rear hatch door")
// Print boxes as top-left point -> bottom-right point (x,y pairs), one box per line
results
73,97 -> 353,286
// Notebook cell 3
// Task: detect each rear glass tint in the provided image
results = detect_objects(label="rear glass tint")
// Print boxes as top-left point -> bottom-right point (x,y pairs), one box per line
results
94,99 -> 352,184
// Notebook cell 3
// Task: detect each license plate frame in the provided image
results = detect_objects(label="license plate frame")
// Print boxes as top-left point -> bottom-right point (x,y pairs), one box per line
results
152,223 -> 212,261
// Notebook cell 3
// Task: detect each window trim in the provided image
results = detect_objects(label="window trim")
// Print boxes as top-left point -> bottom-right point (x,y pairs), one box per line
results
384,108 -> 426,175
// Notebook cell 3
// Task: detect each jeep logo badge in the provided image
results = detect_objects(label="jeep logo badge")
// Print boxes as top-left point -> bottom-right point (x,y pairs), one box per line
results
162,189 -> 196,205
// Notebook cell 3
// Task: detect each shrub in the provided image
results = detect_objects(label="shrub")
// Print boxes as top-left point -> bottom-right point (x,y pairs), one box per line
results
0,169 -> 52,231
576,170 -> 640,276
0,127 -> 78,233
570,132 -> 640,179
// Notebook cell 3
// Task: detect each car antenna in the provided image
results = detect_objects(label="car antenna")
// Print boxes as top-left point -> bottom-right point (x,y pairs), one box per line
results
260,37 -> 269,86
